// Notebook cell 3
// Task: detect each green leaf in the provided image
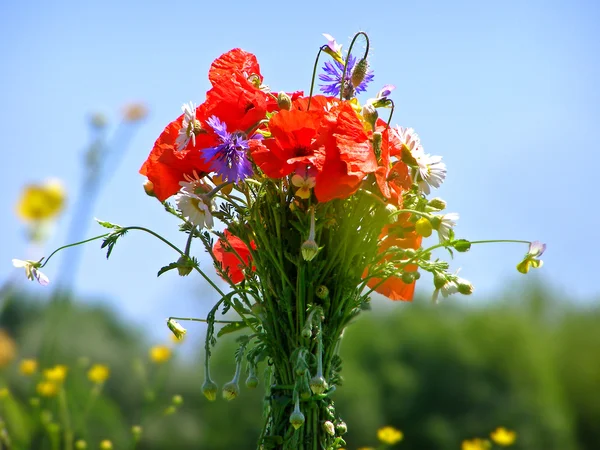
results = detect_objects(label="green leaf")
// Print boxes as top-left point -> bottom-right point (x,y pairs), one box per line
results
95,218 -> 120,229
157,262 -> 179,277
217,322 -> 248,337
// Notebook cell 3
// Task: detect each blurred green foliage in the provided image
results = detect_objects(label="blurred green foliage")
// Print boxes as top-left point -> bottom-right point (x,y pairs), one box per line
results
0,283 -> 598,449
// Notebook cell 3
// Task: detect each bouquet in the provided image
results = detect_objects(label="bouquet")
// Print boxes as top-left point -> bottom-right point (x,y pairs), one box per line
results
14,32 -> 544,449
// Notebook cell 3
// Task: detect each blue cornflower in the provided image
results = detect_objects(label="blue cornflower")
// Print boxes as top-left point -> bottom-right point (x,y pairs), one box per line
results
202,116 -> 253,182
318,54 -> 374,98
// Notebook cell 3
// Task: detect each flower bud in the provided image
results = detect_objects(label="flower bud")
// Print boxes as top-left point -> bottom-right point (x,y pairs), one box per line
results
201,379 -> 218,401
301,327 -> 312,339
167,319 -> 187,341
245,374 -> 259,389
323,421 -> 336,436
415,217 -> 433,238
222,381 -> 240,401
277,91 -> 292,111
351,58 -> 369,88
385,203 -> 398,223
290,409 -> 305,430
372,131 -> 382,159
428,197 -> 447,210
433,272 -> 447,289
301,240 -> 319,261
403,248 -> 417,259
401,271 -> 416,284
453,239 -> 471,252
309,375 -> 328,395
362,104 -> 378,131
143,179 -> 155,197
336,421 -> 348,435
315,285 -> 329,299
176,255 -> 194,276
457,278 -> 474,295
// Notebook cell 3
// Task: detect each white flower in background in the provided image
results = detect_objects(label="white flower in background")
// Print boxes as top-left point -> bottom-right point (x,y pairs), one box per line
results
414,152 -> 447,195
175,102 -> 199,151
395,126 -> 422,154
12,259 -> 49,286
175,189 -> 213,229
432,279 -> 458,303
436,212 -> 459,242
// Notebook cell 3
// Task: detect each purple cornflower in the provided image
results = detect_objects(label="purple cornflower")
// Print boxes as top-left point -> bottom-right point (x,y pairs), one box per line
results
318,54 -> 374,98
202,116 -> 253,182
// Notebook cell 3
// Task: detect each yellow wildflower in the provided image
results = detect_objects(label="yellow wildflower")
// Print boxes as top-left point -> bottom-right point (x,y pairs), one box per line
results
87,364 -> 110,384
99,440 -> 113,450
43,365 -> 68,383
461,438 -> 491,450
149,345 -> 171,364
16,179 -> 65,222
19,359 -> 38,376
37,381 -> 59,397
377,426 -> 403,445
490,427 -> 517,446
0,388 -> 10,399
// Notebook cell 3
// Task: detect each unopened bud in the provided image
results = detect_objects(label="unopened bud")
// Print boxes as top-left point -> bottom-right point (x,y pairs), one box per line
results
323,421 -> 336,436
385,203 -> 398,223
222,381 -> 240,401
245,374 -> 259,389
336,421 -> 348,435
372,131 -> 382,159
351,58 -> 369,88
415,217 -> 433,238
428,198 -> 447,210
290,409 -> 305,430
309,375 -> 328,395
277,91 -> 292,111
301,240 -> 319,261
176,255 -> 194,276
453,239 -> 471,252
143,179 -> 155,197
433,272 -> 447,289
251,303 -> 264,316
167,319 -> 187,341
457,278 -> 474,295
315,285 -> 329,299
401,271 -> 416,284
362,104 -> 378,131
301,327 -> 312,339
201,379 -> 218,401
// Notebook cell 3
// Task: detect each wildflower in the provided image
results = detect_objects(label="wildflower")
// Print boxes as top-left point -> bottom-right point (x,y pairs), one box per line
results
75,440 -> 87,450
19,359 -> 38,376
377,426 -> 404,445
461,438 -> 491,450
434,212 -> 459,243
322,33 -> 344,64
131,425 -> 143,441
167,319 -> 187,341
395,126 -> 422,157
16,179 -> 65,222
175,102 -> 201,151
87,364 -> 110,384
222,380 -> 240,401
149,345 -> 171,364
414,151 -> 447,195
202,378 -> 219,401
323,421 -> 336,436
0,331 -> 15,368
43,365 -> 68,383
290,399 -> 305,429
415,217 -> 433,238
174,189 -> 213,229
36,381 -> 59,397
432,272 -> 460,303
309,375 -> 328,395
517,241 -> 546,274
12,259 -> 49,286
99,440 -> 113,450
213,230 -> 256,284
319,54 -> 374,98
490,427 -> 517,446
291,172 -> 316,200
207,48 -> 263,87
122,102 -> 148,122
202,116 -> 253,182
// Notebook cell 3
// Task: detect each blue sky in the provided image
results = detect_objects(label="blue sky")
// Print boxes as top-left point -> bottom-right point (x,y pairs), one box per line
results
1,0 -> 598,338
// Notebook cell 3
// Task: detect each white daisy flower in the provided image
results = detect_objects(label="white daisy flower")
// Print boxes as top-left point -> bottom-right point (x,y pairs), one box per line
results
432,279 -> 459,303
12,259 -> 49,286
175,102 -> 199,151
175,190 -> 214,229
414,152 -> 447,195
179,171 -> 209,196
436,212 -> 459,242
395,126 -> 422,154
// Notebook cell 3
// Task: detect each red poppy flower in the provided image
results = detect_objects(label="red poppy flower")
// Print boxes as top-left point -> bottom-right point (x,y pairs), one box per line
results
374,122 -> 412,205
364,218 -> 422,301
208,48 -> 262,86
140,112 -> 215,202
213,230 -> 256,284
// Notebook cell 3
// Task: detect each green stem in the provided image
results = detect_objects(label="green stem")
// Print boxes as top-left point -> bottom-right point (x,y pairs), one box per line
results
39,234 -> 109,268
340,31 -> 370,101
58,388 -> 73,450
168,316 -> 241,325
307,46 -> 326,111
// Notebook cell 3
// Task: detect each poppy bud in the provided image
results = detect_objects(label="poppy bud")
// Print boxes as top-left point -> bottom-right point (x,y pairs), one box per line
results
222,380 -> 240,401
362,104 -> 378,131
323,421 -> 336,436
309,375 -> 328,395
176,256 -> 194,276
301,240 -> 319,261
277,91 -> 292,111
143,179 -> 155,197
290,409 -> 305,430
201,379 -> 218,402
351,58 -> 369,88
